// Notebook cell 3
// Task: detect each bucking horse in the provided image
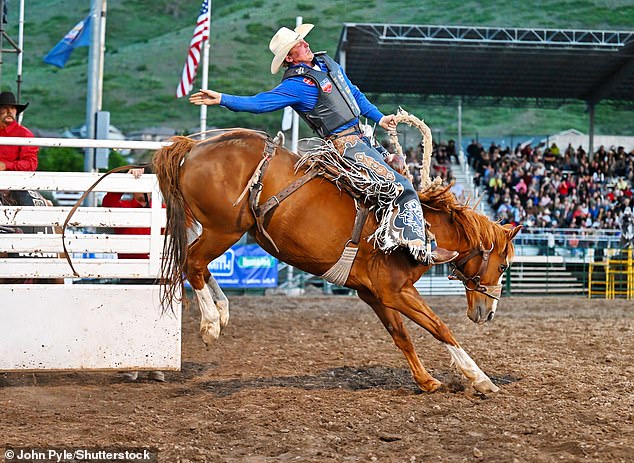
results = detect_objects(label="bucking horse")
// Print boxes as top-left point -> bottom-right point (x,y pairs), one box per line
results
152,115 -> 521,394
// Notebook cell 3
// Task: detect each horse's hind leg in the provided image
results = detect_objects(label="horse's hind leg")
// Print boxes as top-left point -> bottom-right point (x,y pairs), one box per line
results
358,289 -> 441,393
202,269 -> 230,328
187,228 -> 240,346
186,221 -> 229,327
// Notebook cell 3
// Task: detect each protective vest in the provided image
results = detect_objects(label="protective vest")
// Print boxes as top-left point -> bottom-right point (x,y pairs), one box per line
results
282,53 -> 360,138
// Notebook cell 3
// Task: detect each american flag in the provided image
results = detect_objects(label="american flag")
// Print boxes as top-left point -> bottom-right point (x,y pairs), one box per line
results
176,0 -> 210,98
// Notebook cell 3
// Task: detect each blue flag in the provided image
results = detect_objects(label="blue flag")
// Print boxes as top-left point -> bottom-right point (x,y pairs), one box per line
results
43,15 -> 92,68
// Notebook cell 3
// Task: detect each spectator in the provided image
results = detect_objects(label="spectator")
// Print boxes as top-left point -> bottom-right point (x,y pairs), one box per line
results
543,147 -> 557,169
447,139 -> 460,164
0,91 -> 39,206
466,139 -> 481,168
619,207 -> 633,247
0,91 -> 37,171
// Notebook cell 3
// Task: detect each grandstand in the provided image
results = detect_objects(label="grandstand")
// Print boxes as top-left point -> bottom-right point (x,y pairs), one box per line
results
336,23 -> 634,298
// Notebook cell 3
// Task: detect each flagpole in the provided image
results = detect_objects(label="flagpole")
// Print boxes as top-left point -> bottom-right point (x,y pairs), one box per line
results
199,0 -> 211,139
291,16 -> 302,154
16,0 -> 24,124
84,0 -> 106,209
85,0 -> 105,174
97,0 -> 107,111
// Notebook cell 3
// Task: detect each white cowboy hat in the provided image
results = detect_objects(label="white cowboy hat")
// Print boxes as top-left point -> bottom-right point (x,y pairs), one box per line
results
269,23 -> 314,74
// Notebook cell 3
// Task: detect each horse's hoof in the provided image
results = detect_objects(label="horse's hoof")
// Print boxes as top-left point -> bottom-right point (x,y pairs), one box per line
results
420,378 -> 442,393
473,378 -> 500,394
200,322 -> 220,346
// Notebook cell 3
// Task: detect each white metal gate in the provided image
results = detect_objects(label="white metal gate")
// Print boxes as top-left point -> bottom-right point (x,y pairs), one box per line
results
0,170 -> 181,371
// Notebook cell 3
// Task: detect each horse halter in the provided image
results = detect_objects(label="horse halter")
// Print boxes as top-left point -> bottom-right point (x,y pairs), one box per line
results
449,243 -> 503,301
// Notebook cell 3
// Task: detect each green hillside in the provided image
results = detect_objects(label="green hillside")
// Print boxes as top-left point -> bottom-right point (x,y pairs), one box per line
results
2,0 -> 634,141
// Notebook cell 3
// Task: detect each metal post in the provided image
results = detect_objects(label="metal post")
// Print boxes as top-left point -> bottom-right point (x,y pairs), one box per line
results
83,0 -> 106,209
0,0 -> 26,124
97,0 -> 106,112
587,102 -> 595,156
199,0 -> 212,138
16,0 -> 24,110
84,0 -> 106,176
84,0 -> 99,174
457,97 -> 463,161
291,16 -> 302,155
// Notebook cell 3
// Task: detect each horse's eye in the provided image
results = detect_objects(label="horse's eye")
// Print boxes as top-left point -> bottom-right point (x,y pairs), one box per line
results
499,264 -> 508,273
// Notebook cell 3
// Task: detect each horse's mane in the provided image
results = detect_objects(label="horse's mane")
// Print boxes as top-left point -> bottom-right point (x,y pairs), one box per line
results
419,185 -> 509,251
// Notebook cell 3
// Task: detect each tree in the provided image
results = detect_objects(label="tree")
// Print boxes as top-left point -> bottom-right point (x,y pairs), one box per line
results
105,150 -> 130,171
37,147 -> 84,172
38,147 -> 131,172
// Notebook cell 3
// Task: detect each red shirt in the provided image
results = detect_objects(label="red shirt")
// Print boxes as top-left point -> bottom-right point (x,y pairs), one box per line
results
102,192 -> 150,259
0,121 -> 38,171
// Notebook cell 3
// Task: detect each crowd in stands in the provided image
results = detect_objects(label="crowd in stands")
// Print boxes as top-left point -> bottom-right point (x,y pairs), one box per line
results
401,139 -> 459,193
466,139 -> 633,231
395,135 -> 633,234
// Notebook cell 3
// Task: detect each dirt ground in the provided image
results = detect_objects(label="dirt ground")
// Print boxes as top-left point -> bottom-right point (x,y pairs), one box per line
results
1,295 -> 632,463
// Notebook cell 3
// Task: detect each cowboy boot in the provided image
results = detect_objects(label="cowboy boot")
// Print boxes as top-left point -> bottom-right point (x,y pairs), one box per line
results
430,246 -> 459,265
424,221 -> 458,265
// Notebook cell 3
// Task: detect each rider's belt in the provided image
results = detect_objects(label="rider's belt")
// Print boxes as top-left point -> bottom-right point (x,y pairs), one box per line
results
325,124 -> 362,140
327,125 -> 363,154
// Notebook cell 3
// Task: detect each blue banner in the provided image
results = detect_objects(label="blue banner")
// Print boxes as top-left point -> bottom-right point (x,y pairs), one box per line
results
207,244 -> 278,288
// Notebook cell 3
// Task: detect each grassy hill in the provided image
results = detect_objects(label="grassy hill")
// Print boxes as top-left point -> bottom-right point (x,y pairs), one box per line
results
2,0 -> 634,141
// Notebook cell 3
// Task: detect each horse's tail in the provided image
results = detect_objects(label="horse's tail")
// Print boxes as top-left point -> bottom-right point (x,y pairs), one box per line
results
152,136 -> 199,313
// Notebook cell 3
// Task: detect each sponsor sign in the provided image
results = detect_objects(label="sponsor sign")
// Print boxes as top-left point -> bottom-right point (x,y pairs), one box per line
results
207,244 -> 278,288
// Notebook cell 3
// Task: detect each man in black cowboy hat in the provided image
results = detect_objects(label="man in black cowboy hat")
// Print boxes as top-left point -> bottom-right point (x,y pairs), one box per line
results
0,90 -> 42,210
0,90 -> 37,172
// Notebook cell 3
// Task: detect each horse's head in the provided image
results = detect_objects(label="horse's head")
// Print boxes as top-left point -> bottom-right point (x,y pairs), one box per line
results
449,224 -> 522,324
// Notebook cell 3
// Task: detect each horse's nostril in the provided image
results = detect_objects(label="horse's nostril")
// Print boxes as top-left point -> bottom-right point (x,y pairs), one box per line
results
487,311 -> 495,322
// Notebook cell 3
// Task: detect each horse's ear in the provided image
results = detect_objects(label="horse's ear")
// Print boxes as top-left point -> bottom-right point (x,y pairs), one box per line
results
505,224 -> 522,241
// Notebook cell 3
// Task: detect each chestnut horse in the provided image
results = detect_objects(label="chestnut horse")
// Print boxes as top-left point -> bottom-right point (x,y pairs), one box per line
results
153,129 -> 521,394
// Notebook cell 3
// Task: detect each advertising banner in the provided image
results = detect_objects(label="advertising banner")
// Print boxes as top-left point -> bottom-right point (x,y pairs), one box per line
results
208,244 -> 278,288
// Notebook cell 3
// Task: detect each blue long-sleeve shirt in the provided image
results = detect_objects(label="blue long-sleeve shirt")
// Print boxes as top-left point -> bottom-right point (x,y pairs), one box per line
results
220,60 -> 384,135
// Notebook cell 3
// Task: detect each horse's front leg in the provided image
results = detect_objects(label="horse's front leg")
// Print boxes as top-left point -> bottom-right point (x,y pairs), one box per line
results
358,289 -> 441,392
386,286 -> 499,394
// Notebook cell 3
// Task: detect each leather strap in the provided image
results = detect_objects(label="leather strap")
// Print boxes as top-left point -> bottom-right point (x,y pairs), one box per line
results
256,170 -> 320,219
325,124 -> 361,140
250,169 -> 320,253
350,204 -> 370,245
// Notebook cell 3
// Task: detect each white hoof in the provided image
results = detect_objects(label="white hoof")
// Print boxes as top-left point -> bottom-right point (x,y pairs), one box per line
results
200,321 -> 220,346
473,378 -> 500,394
445,345 -> 500,394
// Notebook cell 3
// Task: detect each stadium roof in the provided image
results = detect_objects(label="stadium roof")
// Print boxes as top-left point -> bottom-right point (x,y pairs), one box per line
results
335,24 -> 634,107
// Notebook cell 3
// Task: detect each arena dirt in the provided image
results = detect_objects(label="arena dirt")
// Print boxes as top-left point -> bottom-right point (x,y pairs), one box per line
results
1,295 -> 632,462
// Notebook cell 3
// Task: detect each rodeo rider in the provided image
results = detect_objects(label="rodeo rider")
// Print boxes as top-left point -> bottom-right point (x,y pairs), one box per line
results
189,23 -> 457,266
